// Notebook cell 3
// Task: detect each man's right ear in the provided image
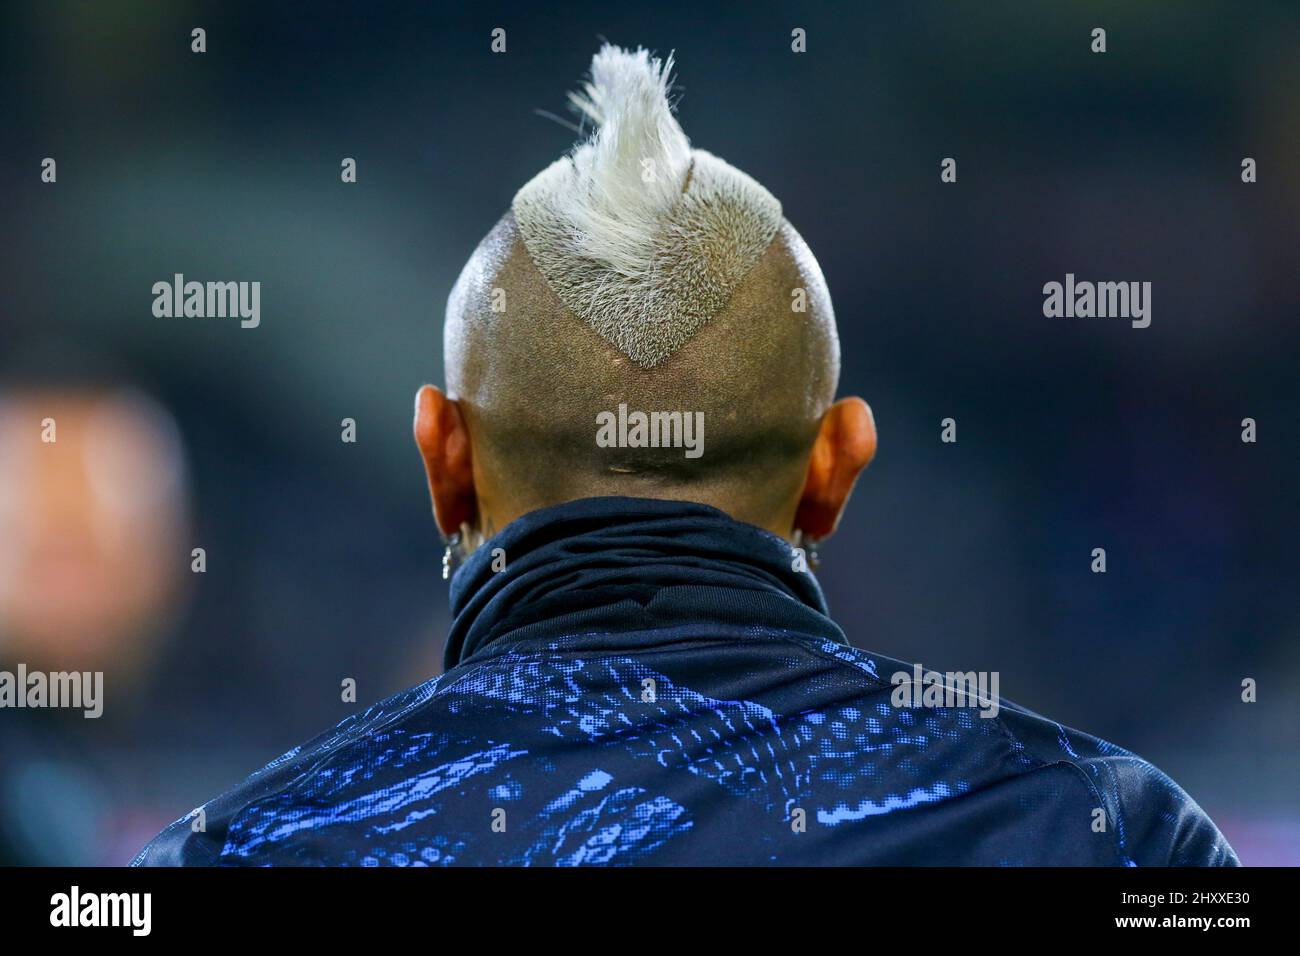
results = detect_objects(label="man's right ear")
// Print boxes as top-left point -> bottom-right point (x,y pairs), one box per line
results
413,385 -> 477,537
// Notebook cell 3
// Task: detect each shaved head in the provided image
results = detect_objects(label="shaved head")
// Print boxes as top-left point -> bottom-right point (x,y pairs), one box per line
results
446,210 -> 839,529
423,45 -> 870,541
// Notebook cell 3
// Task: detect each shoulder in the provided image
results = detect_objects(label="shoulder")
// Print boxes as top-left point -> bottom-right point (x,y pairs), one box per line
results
992,700 -> 1239,866
806,641 -> 1238,866
132,677 -> 443,866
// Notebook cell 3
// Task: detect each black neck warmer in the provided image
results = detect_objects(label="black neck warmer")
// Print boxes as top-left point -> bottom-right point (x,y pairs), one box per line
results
443,496 -> 844,669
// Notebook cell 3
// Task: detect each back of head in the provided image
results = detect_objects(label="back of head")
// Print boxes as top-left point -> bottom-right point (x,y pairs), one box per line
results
444,45 -> 841,531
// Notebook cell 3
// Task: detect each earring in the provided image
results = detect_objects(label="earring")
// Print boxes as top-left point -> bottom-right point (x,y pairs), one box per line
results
793,529 -> 823,570
442,531 -> 463,580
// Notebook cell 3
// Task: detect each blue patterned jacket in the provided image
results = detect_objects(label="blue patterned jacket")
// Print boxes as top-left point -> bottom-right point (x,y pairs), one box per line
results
134,497 -> 1237,866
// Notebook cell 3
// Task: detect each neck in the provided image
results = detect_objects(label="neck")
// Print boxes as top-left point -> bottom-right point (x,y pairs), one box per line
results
474,487 -> 802,544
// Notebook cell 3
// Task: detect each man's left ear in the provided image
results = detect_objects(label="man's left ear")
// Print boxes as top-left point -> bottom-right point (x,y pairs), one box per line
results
793,397 -> 876,540
413,384 -> 477,537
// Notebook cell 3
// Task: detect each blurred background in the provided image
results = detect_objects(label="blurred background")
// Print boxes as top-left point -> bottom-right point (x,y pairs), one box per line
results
1,0 -> 1297,865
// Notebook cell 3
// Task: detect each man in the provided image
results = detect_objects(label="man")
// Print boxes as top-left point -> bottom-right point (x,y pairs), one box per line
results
136,45 -> 1236,866
0,366 -> 193,865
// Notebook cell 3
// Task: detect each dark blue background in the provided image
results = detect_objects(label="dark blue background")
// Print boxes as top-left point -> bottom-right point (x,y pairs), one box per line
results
1,0 -> 1296,863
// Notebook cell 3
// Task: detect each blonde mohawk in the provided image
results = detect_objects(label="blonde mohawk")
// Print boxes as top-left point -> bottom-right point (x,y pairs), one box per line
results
512,44 -> 783,369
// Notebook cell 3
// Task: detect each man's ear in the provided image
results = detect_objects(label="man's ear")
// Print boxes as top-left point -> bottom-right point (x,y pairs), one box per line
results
793,397 -> 876,540
413,385 -> 477,537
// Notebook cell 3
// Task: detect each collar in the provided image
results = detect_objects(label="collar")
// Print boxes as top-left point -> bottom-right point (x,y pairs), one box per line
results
443,496 -> 843,669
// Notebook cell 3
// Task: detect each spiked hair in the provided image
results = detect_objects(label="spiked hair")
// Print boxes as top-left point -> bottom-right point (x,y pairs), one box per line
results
512,44 -> 784,368
444,42 -> 840,528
